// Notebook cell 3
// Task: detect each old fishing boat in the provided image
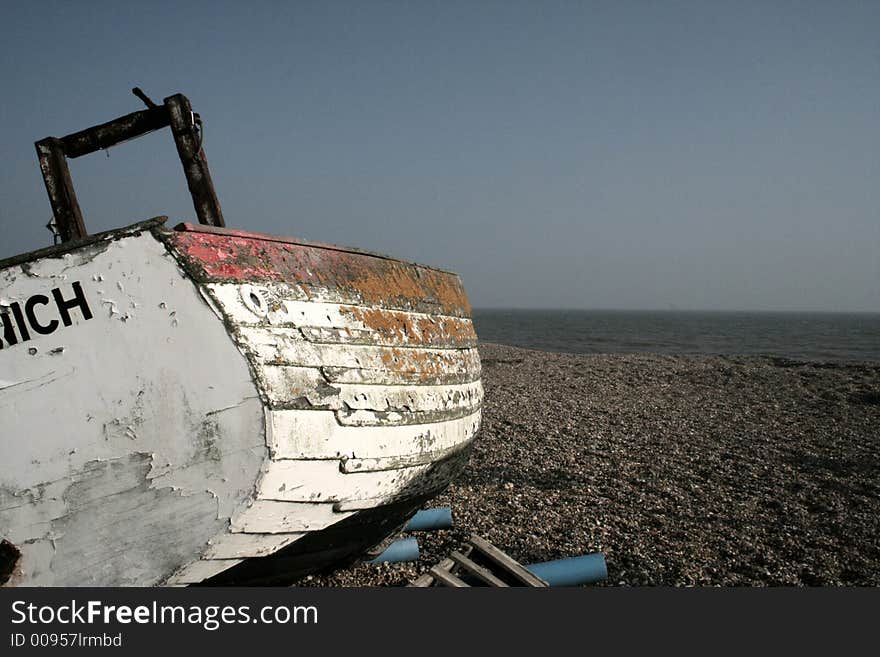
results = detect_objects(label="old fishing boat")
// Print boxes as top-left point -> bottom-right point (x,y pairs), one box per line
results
0,90 -> 481,586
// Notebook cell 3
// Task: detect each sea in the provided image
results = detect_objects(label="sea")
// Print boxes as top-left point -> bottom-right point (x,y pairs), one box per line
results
472,310 -> 880,363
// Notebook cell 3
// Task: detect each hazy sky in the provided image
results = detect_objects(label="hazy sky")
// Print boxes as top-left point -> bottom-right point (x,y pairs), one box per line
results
1,1 -> 877,312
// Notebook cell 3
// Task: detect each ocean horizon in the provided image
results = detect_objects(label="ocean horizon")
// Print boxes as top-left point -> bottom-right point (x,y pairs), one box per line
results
472,308 -> 880,363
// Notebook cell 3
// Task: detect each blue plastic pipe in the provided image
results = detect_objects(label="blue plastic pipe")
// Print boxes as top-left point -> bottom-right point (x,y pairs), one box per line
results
367,537 -> 420,564
404,507 -> 453,532
525,553 -> 607,586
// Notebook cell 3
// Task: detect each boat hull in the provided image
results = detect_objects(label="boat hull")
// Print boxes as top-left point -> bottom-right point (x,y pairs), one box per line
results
0,219 -> 481,586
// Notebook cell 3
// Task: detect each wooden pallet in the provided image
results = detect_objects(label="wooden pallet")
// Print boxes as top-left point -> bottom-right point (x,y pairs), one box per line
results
409,534 -> 548,587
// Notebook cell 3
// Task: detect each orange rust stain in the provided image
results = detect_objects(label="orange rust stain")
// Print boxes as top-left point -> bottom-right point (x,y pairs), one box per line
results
338,258 -> 472,317
375,347 -> 478,382
171,232 -> 473,316
342,306 -> 477,347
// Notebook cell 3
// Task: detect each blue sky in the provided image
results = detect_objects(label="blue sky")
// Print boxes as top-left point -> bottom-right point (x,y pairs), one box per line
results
1,1 -> 877,311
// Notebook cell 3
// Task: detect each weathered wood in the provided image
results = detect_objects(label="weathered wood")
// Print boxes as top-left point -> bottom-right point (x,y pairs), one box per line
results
168,229 -> 474,317
407,545 -> 472,587
132,87 -> 158,109
468,535 -> 548,587
332,456 -> 466,511
166,558 -> 243,585
164,94 -> 225,227
450,550 -> 510,587
34,92 -> 225,242
430,564 -> 470,587
0,231 -> 266,585
35,138 -> 86,242
409,571 -> 439,587
259,366 -> 483,417
230,501 -> 355,534
202,532 -> 305,559
206,283 -> 477,348
238,326 -> 481,381
266,408 -> 480,462
60,107 -> 169,159
339,439 -> 474,474
256,459 -> 438,503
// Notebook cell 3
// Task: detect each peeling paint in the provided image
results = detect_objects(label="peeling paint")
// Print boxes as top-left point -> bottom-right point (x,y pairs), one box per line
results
165,228 -> 472,317
1,230 -> 266,585
338,305 -> 476,347
2,220 -> 482,585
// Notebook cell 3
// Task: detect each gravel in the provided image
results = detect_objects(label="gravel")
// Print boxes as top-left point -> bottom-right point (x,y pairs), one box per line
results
301,342 -> 880,586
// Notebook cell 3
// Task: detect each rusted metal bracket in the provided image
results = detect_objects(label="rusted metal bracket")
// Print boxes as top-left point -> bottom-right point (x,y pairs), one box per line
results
35,88 -> 225,243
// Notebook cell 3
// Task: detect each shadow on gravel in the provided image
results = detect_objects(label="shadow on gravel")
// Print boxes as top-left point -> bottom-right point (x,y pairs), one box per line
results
849,391 -> 880,406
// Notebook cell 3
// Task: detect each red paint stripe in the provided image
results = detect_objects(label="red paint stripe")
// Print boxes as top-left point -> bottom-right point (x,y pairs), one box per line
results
167,228 -> 472,317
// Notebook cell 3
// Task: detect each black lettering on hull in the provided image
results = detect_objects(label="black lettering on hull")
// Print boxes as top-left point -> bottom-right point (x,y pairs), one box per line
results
0,281 -> 93,350
25,294 -> 59,335
0,311 -> 17,348
53,281 -> 92,326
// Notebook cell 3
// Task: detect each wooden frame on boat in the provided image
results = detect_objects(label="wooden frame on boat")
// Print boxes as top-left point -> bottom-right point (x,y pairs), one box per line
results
35,89 -> 224,243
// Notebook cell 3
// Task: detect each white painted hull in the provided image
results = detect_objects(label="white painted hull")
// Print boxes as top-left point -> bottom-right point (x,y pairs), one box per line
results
0,219 -> 481,586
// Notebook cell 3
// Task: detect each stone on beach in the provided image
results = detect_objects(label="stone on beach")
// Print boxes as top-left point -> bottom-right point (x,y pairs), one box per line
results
301,342 -> 880,586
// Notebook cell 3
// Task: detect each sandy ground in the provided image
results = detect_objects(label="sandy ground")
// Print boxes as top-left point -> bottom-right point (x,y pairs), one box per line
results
303,343 -> 880,586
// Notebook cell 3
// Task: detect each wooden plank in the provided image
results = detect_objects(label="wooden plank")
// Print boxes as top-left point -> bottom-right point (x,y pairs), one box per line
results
230,500 -> 354,534
258,365 -> 483,417
165,558 -> 242,585
300,324 -> 477,349
266,408 -> 480,461
237,327 -> 481,380
332,456 -> 465,510
60,106 -> 169,159
334,380 -> 483,412
335,405 -> 480,427
408,572 -> 438,587
321,365 -> 477,387
450,551 -> 510,587
165,94 -> 225,227
168,230 -> 473,317
408,545 -> 473,587
202,531 -> 305,559
339,439 -> 473,474
430,564 -> 470,588
34,138 -> 86,242
255,459 -> 436,503
205,283 -> 477,348
468,535 -> 548,587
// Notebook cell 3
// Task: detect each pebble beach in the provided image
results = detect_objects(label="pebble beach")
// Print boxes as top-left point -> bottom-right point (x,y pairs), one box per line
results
304,342 -> 880,586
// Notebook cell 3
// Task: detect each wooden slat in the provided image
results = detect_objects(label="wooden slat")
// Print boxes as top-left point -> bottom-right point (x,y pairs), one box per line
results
407,545 -> 472,587
450,551 -> 510,587
339,439 -> 474,474
258,365 -> 483,418
202,531 -> 305,559
165,94 -> 225,227
169,231 -> 474,317
230,500 -> 354,533
237,327 -> 481,381
206,284 -> 477,348
35,138 -> 86,242
257,459 -> 430,503
266,408 -> 480,462
430,565 -> 470,588
165,558 -> 243,585
468,535 -> 548,587
60,106 -> 169,159
408,572 -> 438,587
